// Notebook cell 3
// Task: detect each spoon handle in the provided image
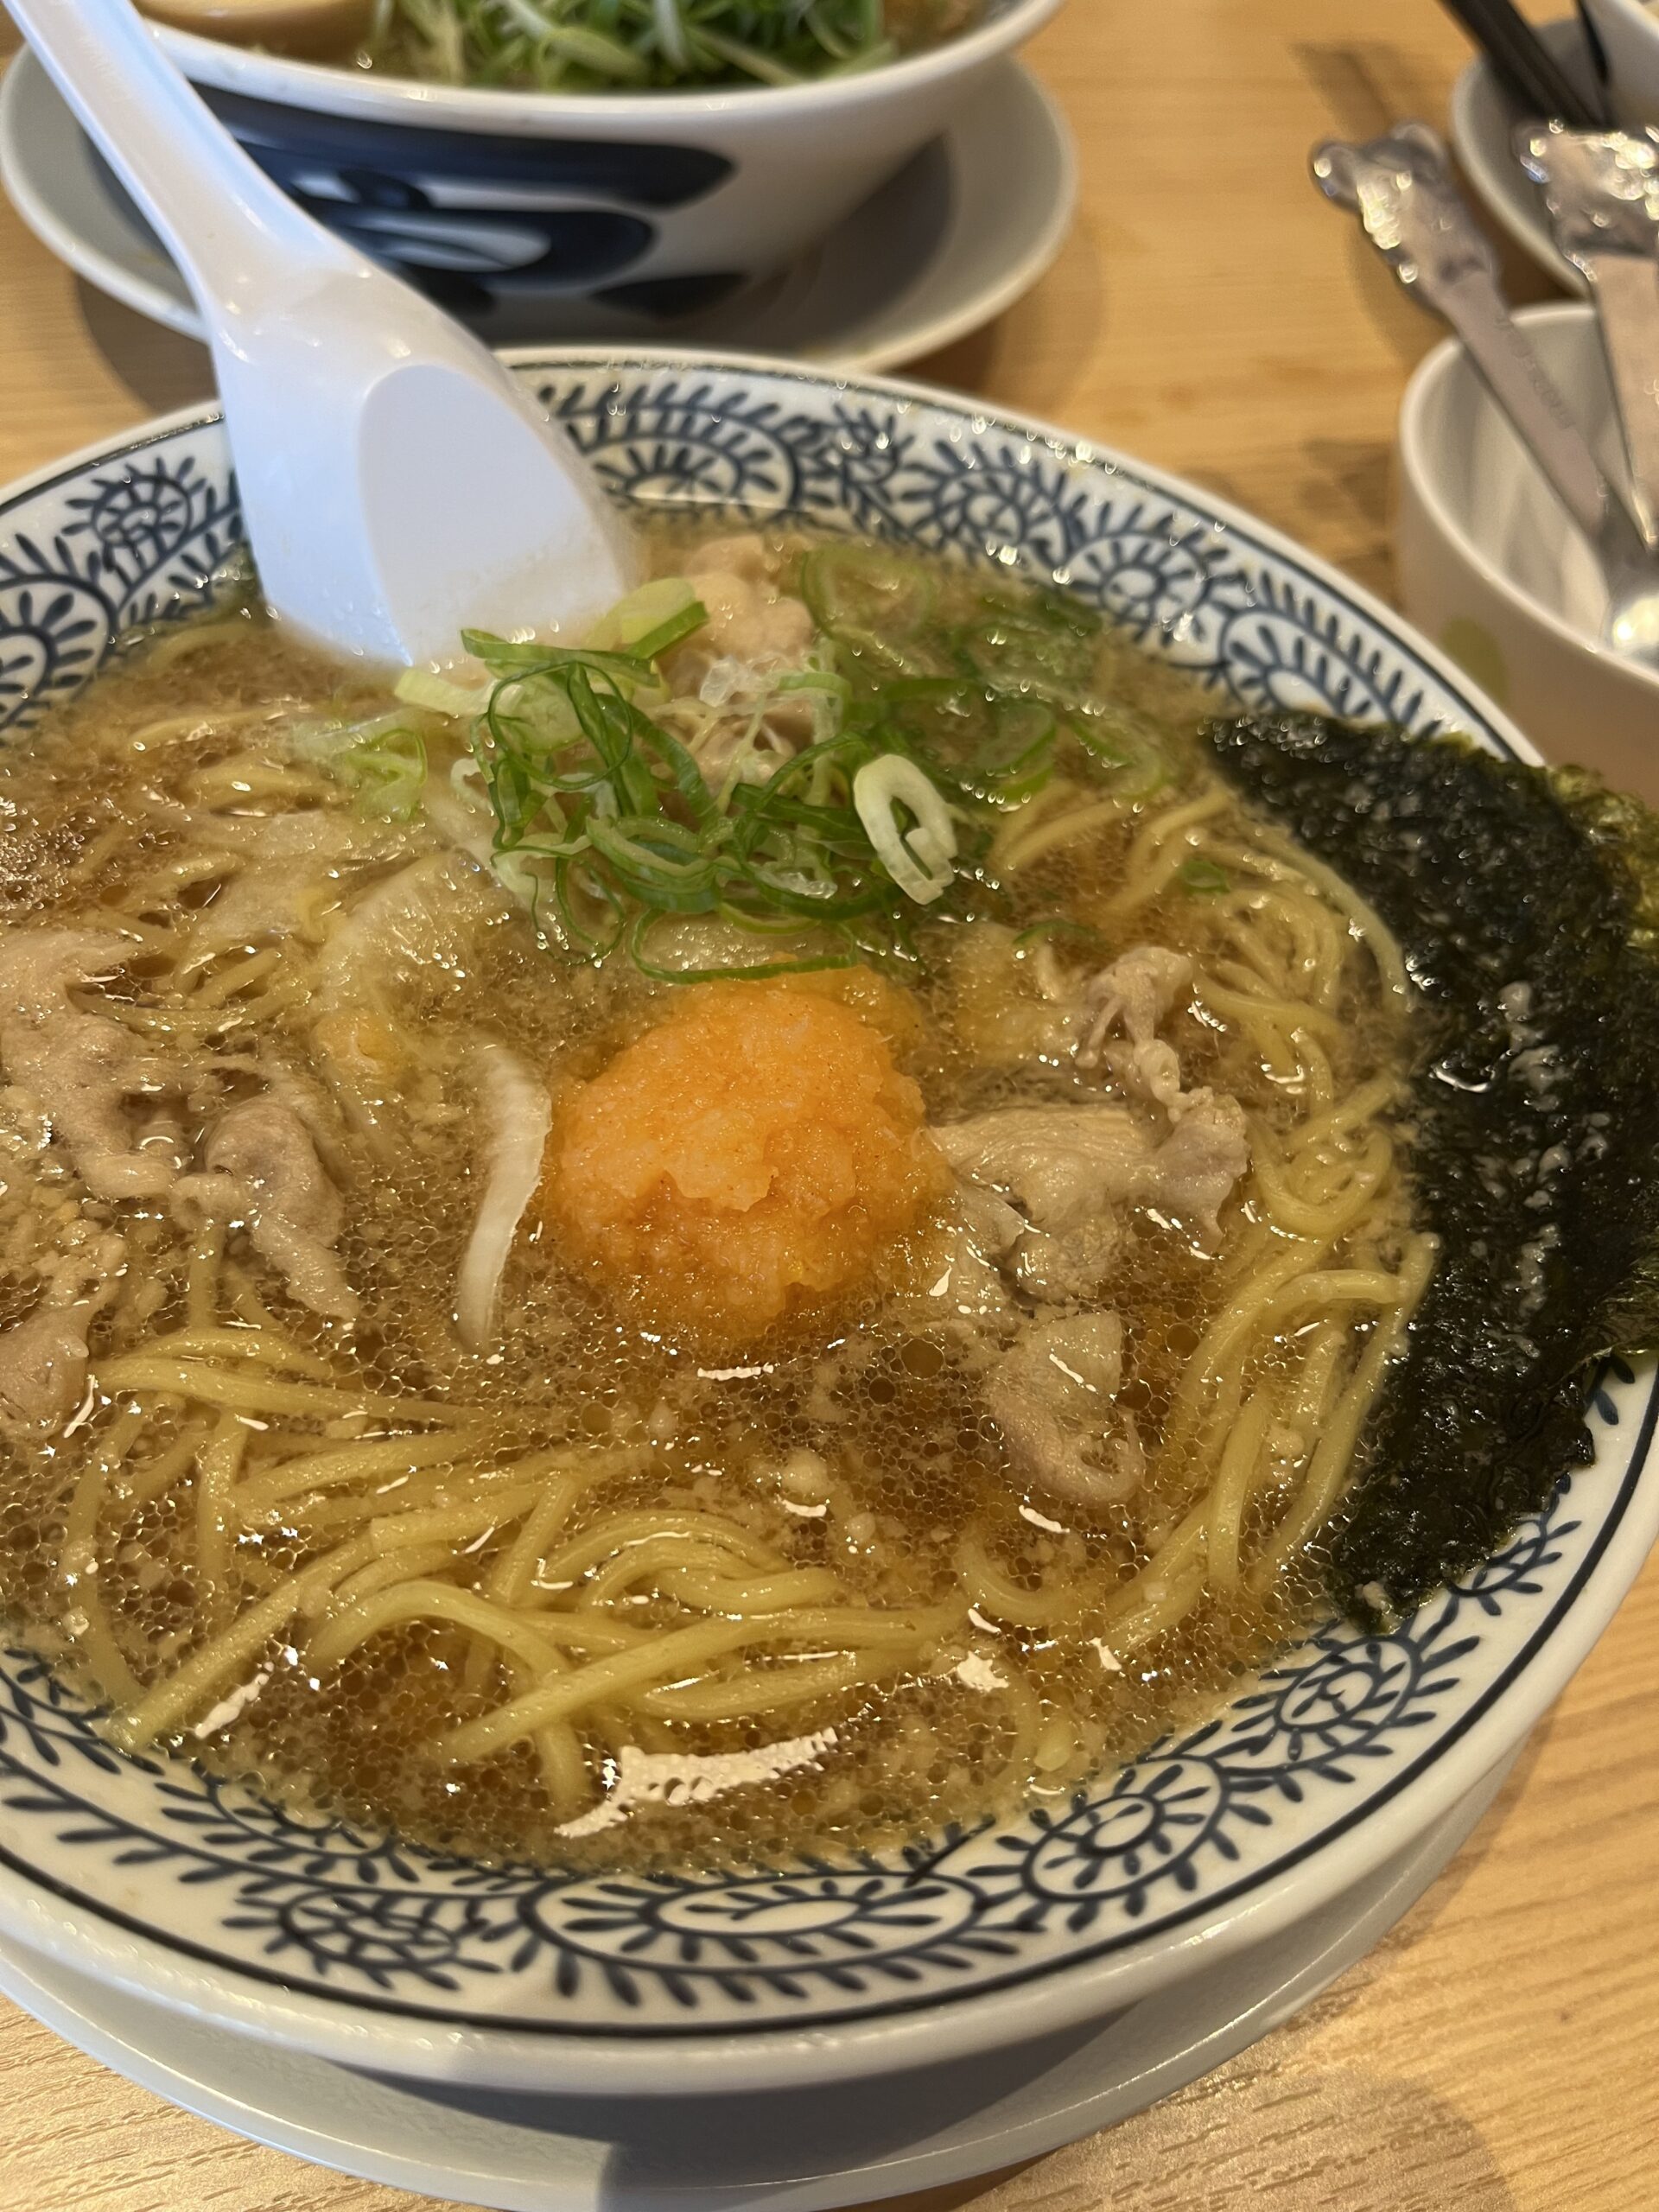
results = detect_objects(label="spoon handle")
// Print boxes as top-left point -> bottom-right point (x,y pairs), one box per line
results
1431,267 -> 1618,552
1580,254 -> 1659,546
6,0 -> 359,339
1313,126 -> 1638,562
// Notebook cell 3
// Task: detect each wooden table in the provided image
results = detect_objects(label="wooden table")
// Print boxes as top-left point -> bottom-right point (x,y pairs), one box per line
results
0,4 -> 1655,2209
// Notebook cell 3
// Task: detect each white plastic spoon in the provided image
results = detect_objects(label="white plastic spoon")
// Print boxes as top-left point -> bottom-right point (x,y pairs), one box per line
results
9,0 -> 639,669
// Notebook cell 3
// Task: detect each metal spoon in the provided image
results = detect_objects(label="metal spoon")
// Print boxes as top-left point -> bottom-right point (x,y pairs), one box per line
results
1516,127 -> 1659,557
8,0 -> 639,669
1313,122 -> 1659,669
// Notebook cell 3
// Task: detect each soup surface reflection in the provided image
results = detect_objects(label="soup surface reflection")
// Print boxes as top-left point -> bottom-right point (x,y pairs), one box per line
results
0,527 -> 1427,1871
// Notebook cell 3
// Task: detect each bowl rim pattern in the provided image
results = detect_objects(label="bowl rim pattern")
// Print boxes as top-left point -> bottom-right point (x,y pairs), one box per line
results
0,348 -> 1655,2094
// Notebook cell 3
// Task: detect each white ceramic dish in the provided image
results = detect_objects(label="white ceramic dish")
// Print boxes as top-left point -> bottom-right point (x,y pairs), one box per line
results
1581,0 -> 1659,125
1395,302 -> 1659,794
0,351 -> 1654,2104
0,49 -> 1075,367
1447,16 -> 1604,296
146,0 -> 1066,318
0,1753 -> 1517,2212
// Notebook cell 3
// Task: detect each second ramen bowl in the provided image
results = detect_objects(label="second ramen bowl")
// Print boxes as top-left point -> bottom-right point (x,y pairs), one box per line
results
0,351 -> 1654,2100
147,0 -> 1065,330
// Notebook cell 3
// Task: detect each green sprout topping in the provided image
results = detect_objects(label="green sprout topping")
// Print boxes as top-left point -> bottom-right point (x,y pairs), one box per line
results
363,0 -> 969,92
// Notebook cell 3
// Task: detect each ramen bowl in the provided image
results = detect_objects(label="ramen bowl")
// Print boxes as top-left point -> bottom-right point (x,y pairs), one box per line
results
0,353 -> 1655,2101
144,0 -> 1065,335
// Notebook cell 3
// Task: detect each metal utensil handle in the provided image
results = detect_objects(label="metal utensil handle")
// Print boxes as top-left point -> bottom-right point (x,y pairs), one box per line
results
1430,266 -> 1615,549
1582,251 -> 1659,544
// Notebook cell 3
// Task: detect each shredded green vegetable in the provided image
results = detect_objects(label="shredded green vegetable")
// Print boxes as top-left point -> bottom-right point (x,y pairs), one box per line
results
363,0 -> 979,92
1177,856 -> 1230,896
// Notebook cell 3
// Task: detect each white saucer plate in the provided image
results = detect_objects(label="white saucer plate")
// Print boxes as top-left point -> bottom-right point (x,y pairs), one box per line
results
0,49 -> 1075,373
0,1755 -> 1516,2212
1448,16 -> 1602,296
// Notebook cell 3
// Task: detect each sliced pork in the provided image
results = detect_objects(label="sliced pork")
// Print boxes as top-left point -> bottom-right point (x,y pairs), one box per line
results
1077,945 -> 1195,1114
175,1094 -> 357,1321
0,931 -> 182,1202
984,1312 -> 1141,1510
316,850 -> 507,1006
1077,946 -> 1193,1065
186,810 -> 391,955
936,1093 -> 1249,1253
0,1302 -> 92,1430
936,1105 -> 1148,1238
1147,1093 -> 1252,1243
683,534 -> 815,667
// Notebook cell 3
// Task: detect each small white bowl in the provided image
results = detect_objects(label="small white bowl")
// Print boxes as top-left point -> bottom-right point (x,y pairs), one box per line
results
1396,302 -> 1659,801
1580,0 -> 1659,126
149,0 -> 1066,323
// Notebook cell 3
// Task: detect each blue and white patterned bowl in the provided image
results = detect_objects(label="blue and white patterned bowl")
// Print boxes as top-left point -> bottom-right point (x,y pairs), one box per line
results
2,353 -> 1656,2097
145,1 -> 1065,340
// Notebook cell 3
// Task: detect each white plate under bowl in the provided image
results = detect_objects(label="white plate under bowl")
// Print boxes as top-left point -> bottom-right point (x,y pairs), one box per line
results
0,1754 -> 1516,2212
0,49 -> 1075,372
1448,16 -> 1605,296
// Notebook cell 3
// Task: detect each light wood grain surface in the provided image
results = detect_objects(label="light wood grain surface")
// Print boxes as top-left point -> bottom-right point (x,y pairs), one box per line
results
0,4 -> 1655,2209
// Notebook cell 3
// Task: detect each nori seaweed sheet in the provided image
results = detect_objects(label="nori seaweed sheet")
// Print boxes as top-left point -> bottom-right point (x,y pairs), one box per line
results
1204,713 -> 1659,1623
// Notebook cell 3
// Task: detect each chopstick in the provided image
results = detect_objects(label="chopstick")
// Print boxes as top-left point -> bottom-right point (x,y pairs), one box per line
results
1437,0 -> 1612,128
1575,0 -> 1613,100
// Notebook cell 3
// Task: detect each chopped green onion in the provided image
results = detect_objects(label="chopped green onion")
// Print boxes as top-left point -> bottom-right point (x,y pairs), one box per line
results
287,709 -> 430,821
1014,918 -> 1110,953
584,576 -> 703,658
970,696 -> 1058,805
628,911 -> 862,985
960,586 -> 1103,701
1178,857 -> 1231,896
394,665 -> 493,719
852,753 -> 957,904
776,670 -> 854,702
458,588 -> 977,976
1074,711 -> 1170,802
803,543 -> 937,642
343,553 -> 1203,990
627,601 -> 709,663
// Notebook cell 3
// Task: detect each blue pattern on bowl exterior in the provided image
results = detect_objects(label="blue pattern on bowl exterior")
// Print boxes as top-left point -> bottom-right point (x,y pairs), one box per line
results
0,356 -> 1655,2089
192,88 -> 741,324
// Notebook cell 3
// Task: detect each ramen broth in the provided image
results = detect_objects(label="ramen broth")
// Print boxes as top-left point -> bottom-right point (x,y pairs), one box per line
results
0,528 -> 1427,1871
